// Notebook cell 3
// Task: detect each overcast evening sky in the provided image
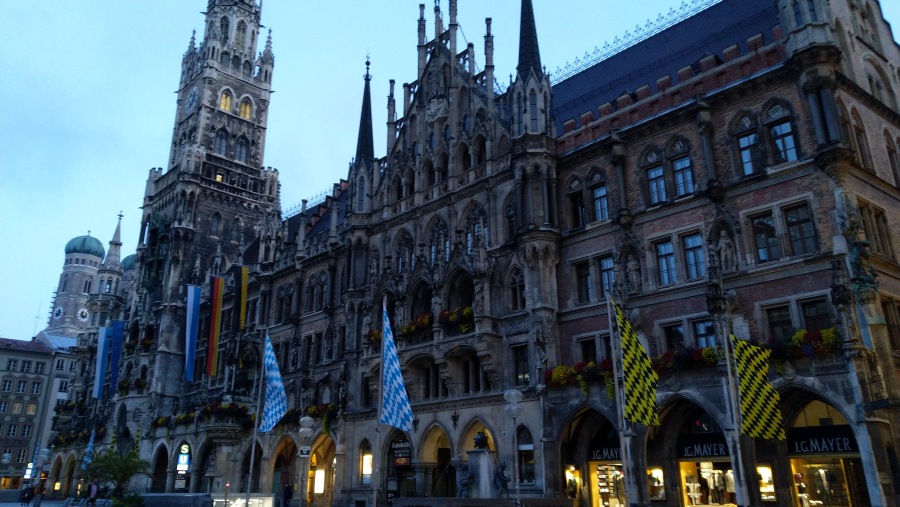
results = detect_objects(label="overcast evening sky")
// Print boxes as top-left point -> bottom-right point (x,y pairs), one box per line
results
1,1 -> 899,341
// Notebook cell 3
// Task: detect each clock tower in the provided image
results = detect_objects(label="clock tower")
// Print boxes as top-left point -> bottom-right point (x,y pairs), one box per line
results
132,0 -> 279,404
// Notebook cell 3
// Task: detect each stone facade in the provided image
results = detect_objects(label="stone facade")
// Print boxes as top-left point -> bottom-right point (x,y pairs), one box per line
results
44,0 -> 900,506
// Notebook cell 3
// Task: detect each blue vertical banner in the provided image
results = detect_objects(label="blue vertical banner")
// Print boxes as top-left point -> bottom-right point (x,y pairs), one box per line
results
185,285 -> 201,381
92,327 -> 110,399
107,320 -> 125,394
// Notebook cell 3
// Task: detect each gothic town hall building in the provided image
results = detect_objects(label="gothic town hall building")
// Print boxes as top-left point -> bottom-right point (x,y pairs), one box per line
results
43,0 -> 900,506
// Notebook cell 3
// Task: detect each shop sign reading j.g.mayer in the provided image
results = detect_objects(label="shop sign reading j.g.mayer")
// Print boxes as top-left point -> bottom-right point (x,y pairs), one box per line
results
787,425 -> 859,455
677,433 -> 730,458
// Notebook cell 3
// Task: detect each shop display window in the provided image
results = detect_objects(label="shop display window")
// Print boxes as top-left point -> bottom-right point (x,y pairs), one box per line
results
596,464 -> 627,506
791,458 -> 851,507
647,468 -> 665,500
757,465 -> 775,502
679,461 -> 737,506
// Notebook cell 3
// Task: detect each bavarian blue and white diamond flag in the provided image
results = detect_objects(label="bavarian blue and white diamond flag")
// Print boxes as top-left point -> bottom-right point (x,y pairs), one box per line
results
378,297 -> 413,431
81,429 -> 95,471
258,335 -> 287,433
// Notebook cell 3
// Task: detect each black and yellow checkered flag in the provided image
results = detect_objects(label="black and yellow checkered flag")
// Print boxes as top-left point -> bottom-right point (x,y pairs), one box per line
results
614,303 -> 660,426
732,335 -> 786,440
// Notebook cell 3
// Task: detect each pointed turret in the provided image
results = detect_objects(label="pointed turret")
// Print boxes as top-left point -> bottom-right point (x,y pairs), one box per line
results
104,212 -> 124,269
356,59 -> 375,168
517,0 -> 543,80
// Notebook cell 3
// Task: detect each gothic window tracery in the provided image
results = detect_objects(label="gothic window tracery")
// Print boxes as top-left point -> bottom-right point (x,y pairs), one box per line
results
240,99 -> 252,119
219,90 -> 232,112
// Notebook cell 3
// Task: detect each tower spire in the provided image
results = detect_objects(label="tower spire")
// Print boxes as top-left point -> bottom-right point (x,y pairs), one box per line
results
517,0 -> 543,80
355,58 -> 375,167
104,212 -> 124,268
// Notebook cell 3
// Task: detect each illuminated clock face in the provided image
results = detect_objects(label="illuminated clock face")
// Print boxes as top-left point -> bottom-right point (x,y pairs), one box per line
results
77,308 -> 90,322
53,308 -> 63,319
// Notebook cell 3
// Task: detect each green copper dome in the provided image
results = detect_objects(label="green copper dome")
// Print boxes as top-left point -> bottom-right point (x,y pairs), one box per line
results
121,254 -> 137,271
65,235 -> 105,258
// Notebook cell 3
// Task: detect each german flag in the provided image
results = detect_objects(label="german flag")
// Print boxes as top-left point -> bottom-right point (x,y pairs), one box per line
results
206,276 -> 224,376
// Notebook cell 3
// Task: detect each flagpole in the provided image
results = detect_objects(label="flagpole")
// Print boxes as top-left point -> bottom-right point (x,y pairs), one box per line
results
607,296 -> 639,507
723,333 -> 750,507
246,328 -> 267,507
372,296 -> 389,507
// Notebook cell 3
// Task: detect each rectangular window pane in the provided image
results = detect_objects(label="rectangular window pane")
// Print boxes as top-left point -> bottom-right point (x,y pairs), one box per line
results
683,234 -> 706,279
693,320 -> 716,348
575,262 -> 593,303
580,339 -> 598,363
593,185 -> 609,221
770,121 -> 798,163
767,306 -> 793,341
513,345 -> 530,386
752,213 -> 782,262
739,133 -> 763,174
656,241 -> 676,285
801,299 -> 830,332
673,156 -> 694,196
664,324 -> 684,352
785,204 -> 816,255
600,256 -> 615,297
647,166 -> 667,204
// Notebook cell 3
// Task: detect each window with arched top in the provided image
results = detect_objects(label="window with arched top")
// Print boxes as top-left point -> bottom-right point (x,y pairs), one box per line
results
641,149 -> 668,204
210,214 -> 220,236
240,99 -> 251,119
509,267 -> 526,312
214,130 -> 228,155
235,137 -> 248,163
83,278 -> 92,294
517,427 -> 536,484
61,277 -> 68,293
232,218 -> 242,242
734,115 -> 763,175
219,90 -> 232,111
529,90 -> 538,133
356,177 -> 366,212
851,110 -> 873,170
764,104 -> 799,165
235,21 -> 247,51
567,178 -> 586,227
219,17 -> 229,45
588,170 -> 610,222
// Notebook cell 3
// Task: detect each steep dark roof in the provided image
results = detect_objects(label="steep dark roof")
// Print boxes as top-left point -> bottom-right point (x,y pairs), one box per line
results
355,61 -> 375,166
517,0 -> 543,79
551,0 -> 780,133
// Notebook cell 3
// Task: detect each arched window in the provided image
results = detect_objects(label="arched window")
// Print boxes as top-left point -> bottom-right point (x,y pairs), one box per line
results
235,21 -> 247,50
210,214 -> 221,236
356,177 -> 366,212
219,17 -> 229,45
529,90 -> 538,133
213,131 -> 228,156
852,111 -> 873,170
516,427 -> 536,484
734,115 -> 763,175
567,179 -> 586,228
509,268 -> 526,311
83,278 -> 92,294
316,273 -> 327,311
235,137 -> 248,163
765,104 -> 798,164
641,150 -> 668,204
104,279 -> 112,293
219,90 -> 232,111
61,277 -> 68,293
232,218 -> 242,242
240,99 -> 251,119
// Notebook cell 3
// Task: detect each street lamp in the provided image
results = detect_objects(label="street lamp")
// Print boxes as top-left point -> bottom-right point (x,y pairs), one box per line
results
503,389 -> 524,504
298,416 -> 316,507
